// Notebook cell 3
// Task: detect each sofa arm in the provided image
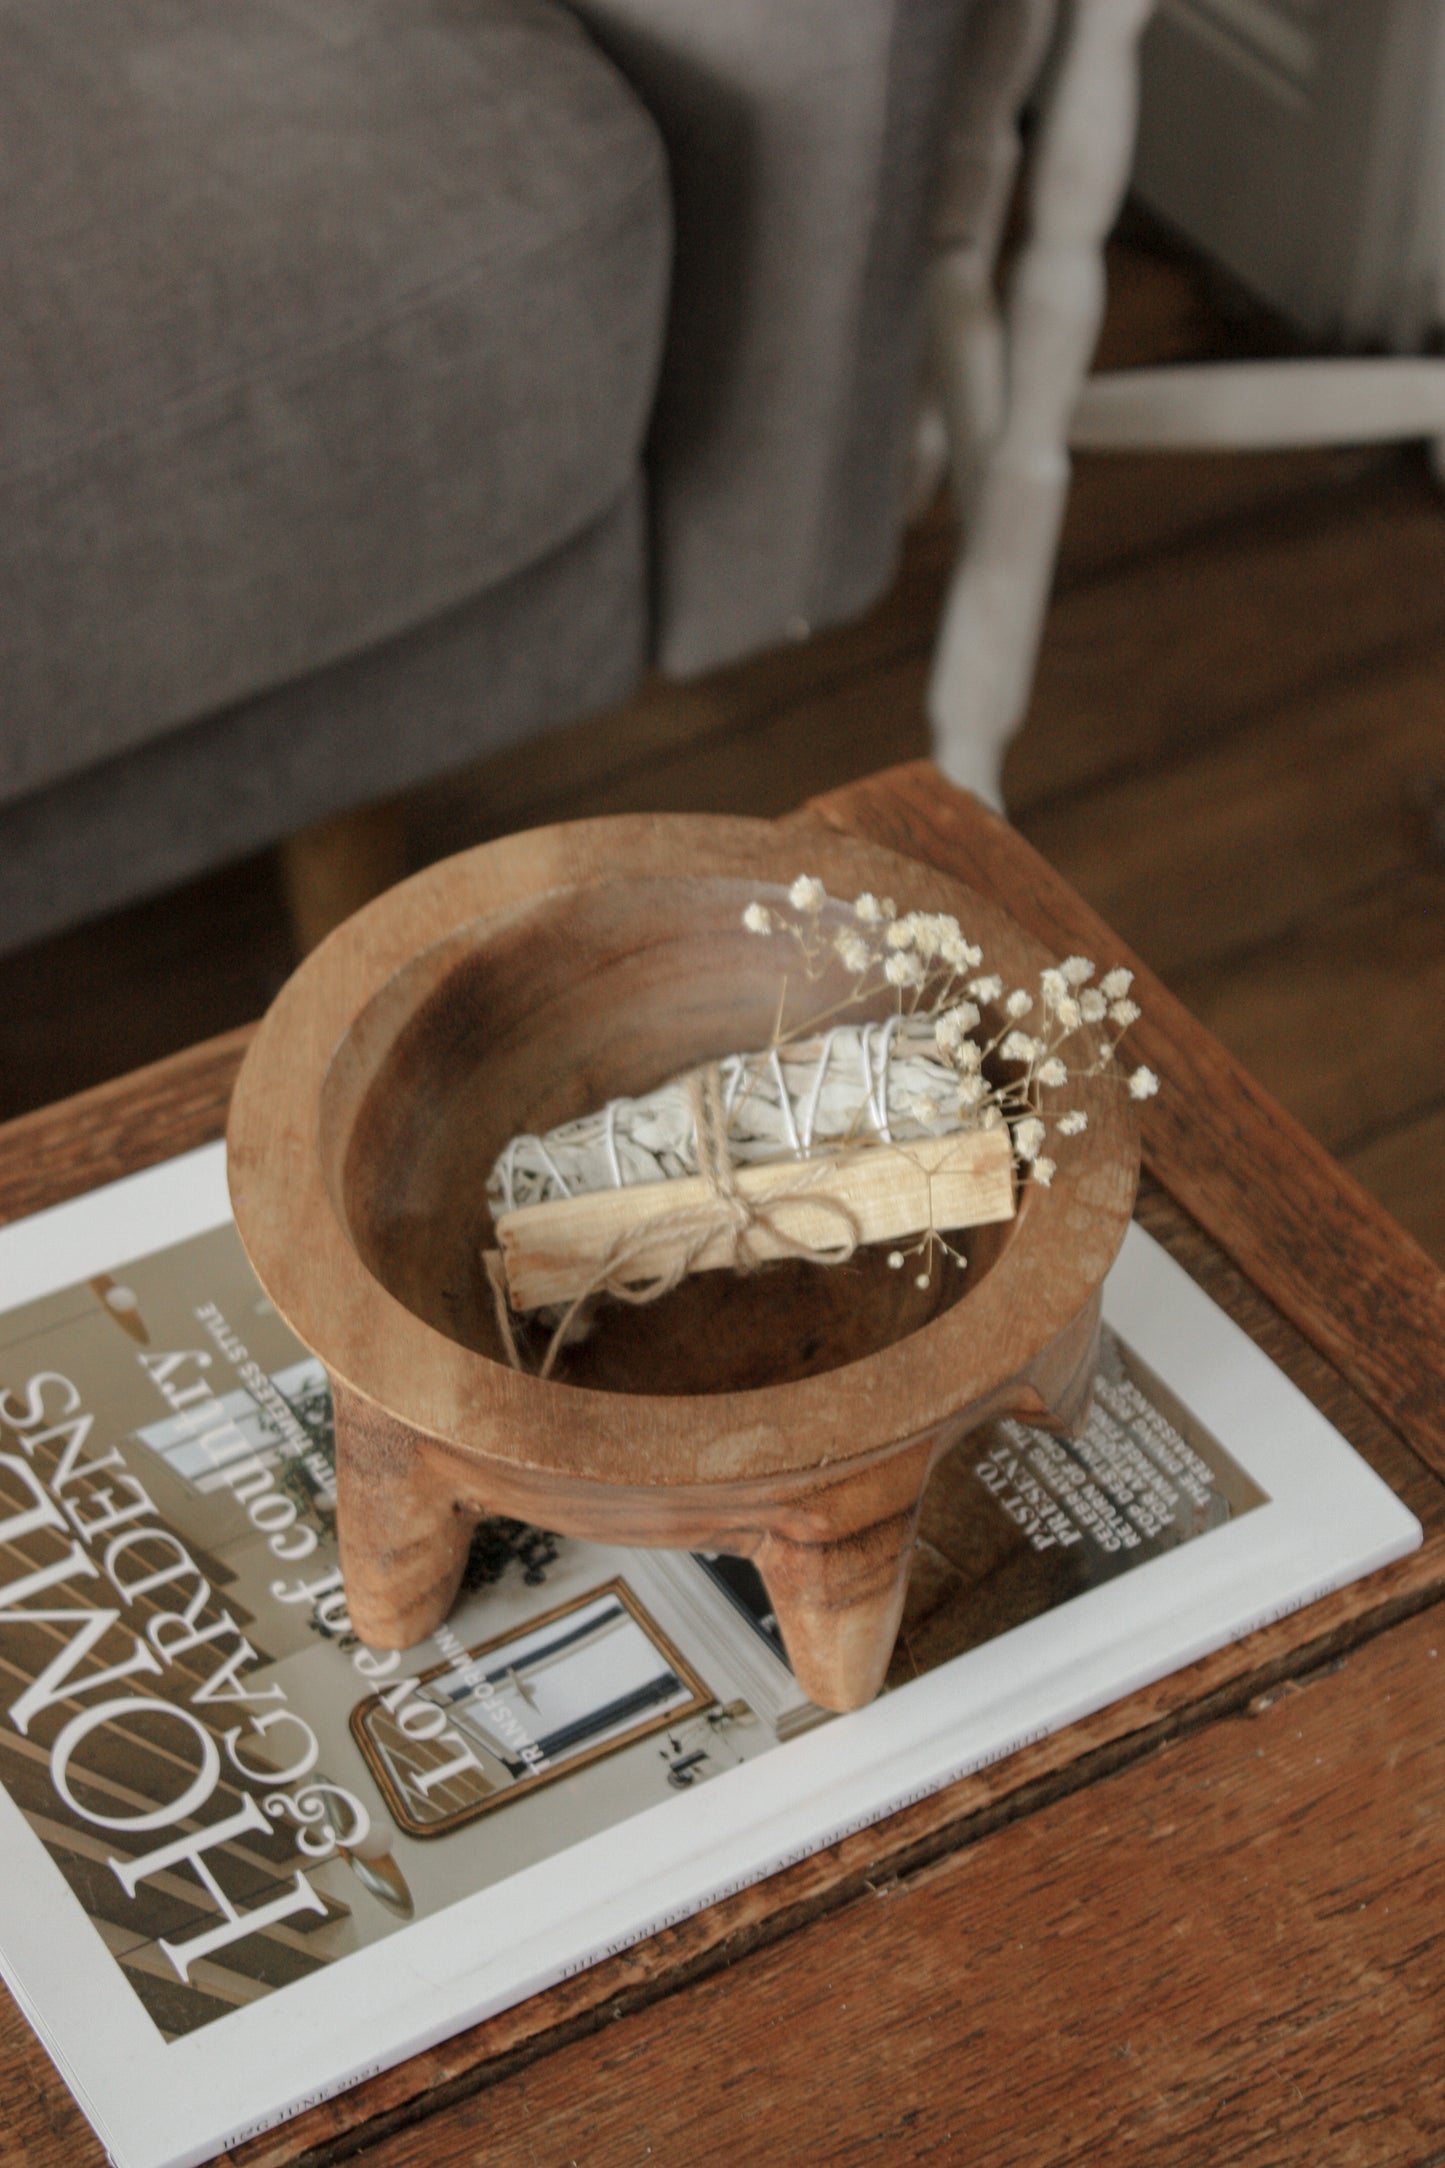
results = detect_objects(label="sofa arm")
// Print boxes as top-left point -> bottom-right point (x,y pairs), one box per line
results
570,0 -> 968,677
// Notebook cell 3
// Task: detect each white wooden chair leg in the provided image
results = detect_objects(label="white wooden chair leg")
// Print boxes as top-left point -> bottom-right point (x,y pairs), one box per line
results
929,0 -> 1156,807
925,0 -> 1057,533
912,0 -> 1054,521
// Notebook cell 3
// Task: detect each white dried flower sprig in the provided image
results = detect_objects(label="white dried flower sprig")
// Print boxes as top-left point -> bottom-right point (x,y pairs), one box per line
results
742,877 -> 1157,1278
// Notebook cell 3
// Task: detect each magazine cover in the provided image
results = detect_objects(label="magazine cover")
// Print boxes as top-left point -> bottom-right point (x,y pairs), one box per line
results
0,1145 -> 1421,2168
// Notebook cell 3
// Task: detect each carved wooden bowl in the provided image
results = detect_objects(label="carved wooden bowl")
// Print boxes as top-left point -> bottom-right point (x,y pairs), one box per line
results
227,814 -> 1139,1710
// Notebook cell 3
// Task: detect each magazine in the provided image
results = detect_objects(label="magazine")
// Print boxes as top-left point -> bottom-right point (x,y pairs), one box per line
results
0,1143 -> 1421,2168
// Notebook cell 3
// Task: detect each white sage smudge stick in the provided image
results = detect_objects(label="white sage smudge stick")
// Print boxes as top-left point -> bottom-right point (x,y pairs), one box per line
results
490,1017 -> 978,1214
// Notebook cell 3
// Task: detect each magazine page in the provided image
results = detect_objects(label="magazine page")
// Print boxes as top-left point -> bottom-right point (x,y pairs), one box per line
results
0,1145 -> 1421,2168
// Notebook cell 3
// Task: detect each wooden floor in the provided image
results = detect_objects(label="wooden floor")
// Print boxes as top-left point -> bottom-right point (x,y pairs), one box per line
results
2,220 -> 1442,1265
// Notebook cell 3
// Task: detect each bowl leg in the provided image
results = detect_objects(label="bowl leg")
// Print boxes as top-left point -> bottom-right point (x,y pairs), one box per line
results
1015,1287 -> 1103,1440
753,1444 -> 935,1713
332,1379 -> 480,1649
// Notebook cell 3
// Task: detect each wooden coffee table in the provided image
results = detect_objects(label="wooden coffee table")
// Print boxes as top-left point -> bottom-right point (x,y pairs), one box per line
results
3,765 -> 1442,2167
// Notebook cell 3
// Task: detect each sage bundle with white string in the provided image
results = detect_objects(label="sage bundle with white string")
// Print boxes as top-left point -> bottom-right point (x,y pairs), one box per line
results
488,1015 -> 975,1215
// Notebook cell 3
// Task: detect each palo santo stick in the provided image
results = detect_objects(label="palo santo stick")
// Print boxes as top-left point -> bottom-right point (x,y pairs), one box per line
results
494,1127 -> 1015,1311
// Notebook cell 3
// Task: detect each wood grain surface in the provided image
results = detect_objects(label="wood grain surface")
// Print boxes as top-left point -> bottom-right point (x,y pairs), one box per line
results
808,765 -> 1445,1481
1014,457 -> 1445,810
1348,1105 -> 1445,1269
0,774 -> 1440,2168
0,1024 -> 251,1229
1173,866 -> 1445,1156
351,1604 -> 1445,2168
1019,643 -> 1445,981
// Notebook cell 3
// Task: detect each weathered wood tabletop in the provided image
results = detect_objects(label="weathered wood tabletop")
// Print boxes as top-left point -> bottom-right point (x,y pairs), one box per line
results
2,766 -> 1442,2167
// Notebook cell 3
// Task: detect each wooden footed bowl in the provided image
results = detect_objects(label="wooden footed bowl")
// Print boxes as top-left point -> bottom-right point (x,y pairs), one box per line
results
227,815 -> 1139,1711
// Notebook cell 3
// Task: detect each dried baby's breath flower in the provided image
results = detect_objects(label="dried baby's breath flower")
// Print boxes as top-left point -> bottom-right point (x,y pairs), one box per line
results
942,932 -> 984,971
934,1001 -> 981,1058
653,898 -> 1154,1259
909,914 -> 977,971
915,1272 -> 930,1289
833,928 -> 871,975
727,880 -> 1161,1240
885,951 -> 927,989
906,914 -> 945,961
1013,1116 -> 1046,1161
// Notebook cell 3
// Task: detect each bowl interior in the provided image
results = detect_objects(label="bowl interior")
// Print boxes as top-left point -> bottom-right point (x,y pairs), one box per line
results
321,875 -> 1018,1395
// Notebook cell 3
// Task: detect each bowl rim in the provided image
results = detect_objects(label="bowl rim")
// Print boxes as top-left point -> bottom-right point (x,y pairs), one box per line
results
226,813 -> 1139,1488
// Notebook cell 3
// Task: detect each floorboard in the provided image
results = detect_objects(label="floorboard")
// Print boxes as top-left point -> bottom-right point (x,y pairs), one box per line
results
0,219 -> 1440,1266
1172,867 -> 1445,1158
1342,1104 -> 1445,1267
1051,441 -> 1381,591
0,860 -> 291,1121
1020,642 -> 1445,980
1010,456 -> 1445,812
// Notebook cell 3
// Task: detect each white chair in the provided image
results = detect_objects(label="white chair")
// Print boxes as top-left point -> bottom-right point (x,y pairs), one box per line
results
925,0 -> 1445,807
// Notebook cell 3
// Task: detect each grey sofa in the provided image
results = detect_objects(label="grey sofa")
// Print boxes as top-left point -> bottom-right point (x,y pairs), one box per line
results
0,0 -> 968,955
